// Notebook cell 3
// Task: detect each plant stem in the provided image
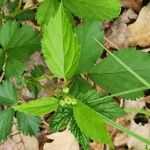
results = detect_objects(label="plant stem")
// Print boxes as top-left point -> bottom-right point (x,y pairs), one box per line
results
88,86 -> 148,103
125,108 -> 150,116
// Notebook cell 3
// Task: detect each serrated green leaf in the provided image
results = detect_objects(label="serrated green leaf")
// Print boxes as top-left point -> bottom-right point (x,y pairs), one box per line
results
51,107 -> 72,132
0,109 -> 14,141
75,20 -> 104,73
30,65 -> 45,78
69,76 -> 92,96
36,0 -> 59,26
0,49 -> 5,71
42,4 -> 81,79
73,101 -> 113,146
16,10 -> 35,21
77,90 -> 126,119
13,97 -> 59,116
26,77 -> 41,98
0,81 -> 17,105
16,111 -> 40,136
5,58 -> 25,78
90,49 -> 150,99
0,21 -> 41,62
70,119 -> 90,150
0,0 -> 5,7
62,0 -> 121,21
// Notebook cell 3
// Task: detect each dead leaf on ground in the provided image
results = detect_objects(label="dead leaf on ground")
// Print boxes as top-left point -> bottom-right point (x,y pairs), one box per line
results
43,130 -> 79,150
90,142 -> 104,150
128,3 -> 150,47
127,120 -> 150,150
120,0 -> 143,12
104,9 -> 137,49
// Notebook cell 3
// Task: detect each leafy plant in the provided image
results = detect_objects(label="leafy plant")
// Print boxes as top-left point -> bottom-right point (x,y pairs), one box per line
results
0,0 -> 150,149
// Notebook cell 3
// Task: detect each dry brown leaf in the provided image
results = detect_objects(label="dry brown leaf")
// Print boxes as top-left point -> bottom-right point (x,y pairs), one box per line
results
127,120 -> 150,150
128,3 -> 150,47
120,0 -> 143,12
43,130 -> 79,150
90,142 -> 104,150
114,133 -> 128,147
104,9 -> 137,49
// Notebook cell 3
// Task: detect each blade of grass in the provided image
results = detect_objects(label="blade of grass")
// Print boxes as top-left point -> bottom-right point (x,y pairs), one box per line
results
88,86 -> 148,103
92,36 -> 150,88
100,113 -> 150,145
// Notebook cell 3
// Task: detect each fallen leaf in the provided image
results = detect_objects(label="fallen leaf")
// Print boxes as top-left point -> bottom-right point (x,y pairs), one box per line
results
127,120 -> 150,150
128,3 -> 150,47
43,130 -> 79,150
104,9 -> 137,49
120,0 -> 143,12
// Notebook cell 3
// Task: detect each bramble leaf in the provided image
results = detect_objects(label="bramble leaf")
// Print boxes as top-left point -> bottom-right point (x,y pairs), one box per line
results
16,112 -> 41,136
73,101 -> 113,146
13,97 -> 59,116
77,90 -> 126,119
0,109 -> 14,141
0,21 -> 40,61
36,0 -> 59,26
0,49 -> 5,71
90,49 -> 150,99
62,0 -> 121,21
75,20 -> 104,73
0,81 -> 17,105
42,4 -> 81,79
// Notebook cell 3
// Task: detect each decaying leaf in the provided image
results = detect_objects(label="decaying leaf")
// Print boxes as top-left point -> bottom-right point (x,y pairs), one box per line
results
127,120 -> 150,150
104,9 -> 137,49
120,0 -> 143,12
128,3 -> 150,47
43,130 -> 79,150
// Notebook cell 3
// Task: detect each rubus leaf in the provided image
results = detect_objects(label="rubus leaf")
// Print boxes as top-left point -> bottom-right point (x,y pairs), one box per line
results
0,81 -> 17,105
0,21 -> 41,61
51,107 -> 72,132
5,58 -> 25,78
0,49 -> 5,71
70,119 -> 90,150
69,76 -> 92,96
36,0 -> 59,26
77,90 -> 126,119
30,65 -> 45,78
0,109 -> 14,141
90,49 -> 150,99
62,0 -> 121,21
42,4 -> 81,79
73,101 -> 113,146
16,112 -> 41,136
13,97 -> 59,116
75,20 -> 104,73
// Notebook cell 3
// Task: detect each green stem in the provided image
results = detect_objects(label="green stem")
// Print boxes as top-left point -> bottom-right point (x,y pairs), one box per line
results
125,108 -> 150,116
88,86 -> 148,103
92,36 -> 150,88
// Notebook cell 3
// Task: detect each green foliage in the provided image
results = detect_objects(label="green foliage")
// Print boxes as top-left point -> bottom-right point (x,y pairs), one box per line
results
30,65 -> 45,78
69,76 -> 92,96
0,109 -> 14,141
13,97 -> 59,116
0,49 -> 5,71
90,49 -> 150,99
75,20 -> 104,73
51,107 -> 72,132
41,4 -> 81,79
5,58 -> 25,78
77,90 -> 126,119
73,101 -> 113,146
1,0 -> 150,148
0,81 -> 17,105
16,112 -> 41,136
0,21 -> 41,78
62,0 -> 121,21
36,0 -> 59,26
70,119 -> 90,150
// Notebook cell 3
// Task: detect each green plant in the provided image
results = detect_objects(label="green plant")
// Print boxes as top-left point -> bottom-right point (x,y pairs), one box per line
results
0,0 -> 150,149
